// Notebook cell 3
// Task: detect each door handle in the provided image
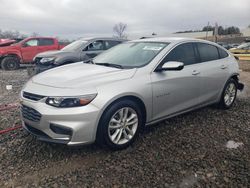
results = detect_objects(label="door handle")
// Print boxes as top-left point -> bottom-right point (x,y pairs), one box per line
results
220,65 -> 228,69
192,70 -> 200,75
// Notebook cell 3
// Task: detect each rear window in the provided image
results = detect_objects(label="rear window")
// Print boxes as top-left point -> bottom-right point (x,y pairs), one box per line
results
218,47 -> 228,59
197,43 -> 219,62
39,39 -> 54,46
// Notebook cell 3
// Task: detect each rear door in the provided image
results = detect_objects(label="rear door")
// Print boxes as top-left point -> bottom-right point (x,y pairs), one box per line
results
194,42 -> 230,104
151,42 -> 202,120
21,39 -> 39,62
38,38 -> 57,53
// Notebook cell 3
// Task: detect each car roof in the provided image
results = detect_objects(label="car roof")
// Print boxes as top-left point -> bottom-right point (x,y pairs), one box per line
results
79,37 -> 127,42
132,37 -> 212,44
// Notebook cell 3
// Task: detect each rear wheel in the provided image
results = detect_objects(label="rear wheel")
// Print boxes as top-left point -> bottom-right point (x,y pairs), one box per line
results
1,56 -> 20,70
219,78 -> 237,109
97,100 -> 143,150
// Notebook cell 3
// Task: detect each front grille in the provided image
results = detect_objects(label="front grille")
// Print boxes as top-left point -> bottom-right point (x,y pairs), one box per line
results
23,92 -> 45,101
21,105 -> 42,122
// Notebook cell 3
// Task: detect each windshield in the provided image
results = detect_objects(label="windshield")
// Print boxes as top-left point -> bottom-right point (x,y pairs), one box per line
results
62,40 -> 87,51
237,43 -> 250,49
93,42 -> 168,68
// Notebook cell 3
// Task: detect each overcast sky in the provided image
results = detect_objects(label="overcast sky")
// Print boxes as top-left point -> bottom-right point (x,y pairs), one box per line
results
0,0 -> 249,39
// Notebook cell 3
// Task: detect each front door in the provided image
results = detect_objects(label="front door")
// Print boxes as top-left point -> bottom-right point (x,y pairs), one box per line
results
21,39 -> 39,62
84,40 -> 105,59
151,42 -> 201,120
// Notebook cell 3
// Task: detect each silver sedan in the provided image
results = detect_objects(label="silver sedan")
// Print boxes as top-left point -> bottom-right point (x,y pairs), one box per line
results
20,37 -> 244,150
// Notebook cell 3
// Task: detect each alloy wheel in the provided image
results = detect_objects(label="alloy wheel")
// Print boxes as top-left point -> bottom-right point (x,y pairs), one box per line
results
108,107 -> 138,145
224,83 -> 236,106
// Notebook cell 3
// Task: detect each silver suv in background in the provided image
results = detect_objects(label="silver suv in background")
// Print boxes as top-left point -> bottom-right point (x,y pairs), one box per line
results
20,37 -> 244,150
34,37 -> 126,73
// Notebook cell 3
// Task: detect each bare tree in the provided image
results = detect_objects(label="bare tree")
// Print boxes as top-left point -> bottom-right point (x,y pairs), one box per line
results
0,29 -> 27,39
31,32 -> 40,37
113,22 -> 127,39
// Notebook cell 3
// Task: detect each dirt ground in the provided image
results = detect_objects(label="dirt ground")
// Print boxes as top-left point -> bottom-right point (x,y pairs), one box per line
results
0,61 -> 250,187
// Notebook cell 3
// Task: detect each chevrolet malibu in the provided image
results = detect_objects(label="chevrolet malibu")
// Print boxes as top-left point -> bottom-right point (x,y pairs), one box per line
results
20,37 -> 244,150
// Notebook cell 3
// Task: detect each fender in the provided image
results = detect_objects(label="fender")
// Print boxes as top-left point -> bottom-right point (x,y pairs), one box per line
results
1,47 -> 23,63
218,73 -> 244,101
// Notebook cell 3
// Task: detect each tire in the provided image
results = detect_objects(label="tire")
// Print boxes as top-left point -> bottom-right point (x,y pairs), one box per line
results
219,78 -> 237,109
1,56 -> 20,70
96,100 -> 143,150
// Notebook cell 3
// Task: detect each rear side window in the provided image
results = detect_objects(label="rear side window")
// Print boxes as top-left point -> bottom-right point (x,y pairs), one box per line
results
163,43 -> 196,66
105,40 -> 121,50
218,47 -> 229,59
197,43 -> 219,62
39,39 -> 54,46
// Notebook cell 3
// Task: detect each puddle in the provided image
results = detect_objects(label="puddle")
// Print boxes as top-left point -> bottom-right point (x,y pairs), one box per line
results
226,140 -> 243,149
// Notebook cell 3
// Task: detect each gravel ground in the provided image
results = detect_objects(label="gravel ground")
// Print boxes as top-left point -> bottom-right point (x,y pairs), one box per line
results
0,62 -> 250,187
0,68 -> 29,105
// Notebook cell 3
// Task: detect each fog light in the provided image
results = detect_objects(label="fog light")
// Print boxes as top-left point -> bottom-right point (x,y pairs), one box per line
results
50,124 -> 72,136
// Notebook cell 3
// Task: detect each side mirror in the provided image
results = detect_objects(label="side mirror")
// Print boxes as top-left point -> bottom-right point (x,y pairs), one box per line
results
22,43 -> 28,47
155,61 -> 184,72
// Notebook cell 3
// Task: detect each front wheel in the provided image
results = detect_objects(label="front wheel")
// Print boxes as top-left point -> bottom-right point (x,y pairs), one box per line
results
97,100 -> 143,150
1,56 -> 20,70
219,78 -> 237,109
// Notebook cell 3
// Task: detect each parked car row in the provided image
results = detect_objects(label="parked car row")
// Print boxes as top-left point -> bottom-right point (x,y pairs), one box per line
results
229,42 -> 250,54
0,37 -> 66,70
0,36 -> 126,72
20,37 -> 244,150
217,42 -> 239,50
34,37 -> 126,73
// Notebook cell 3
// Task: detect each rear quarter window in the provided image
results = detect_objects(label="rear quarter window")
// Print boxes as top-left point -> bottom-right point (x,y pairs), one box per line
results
218,47 -> 229,59
197,43 -> 219,62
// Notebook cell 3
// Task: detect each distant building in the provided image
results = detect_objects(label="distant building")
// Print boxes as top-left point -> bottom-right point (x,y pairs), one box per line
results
167,31 -> 213,38
241,28 -> 250,37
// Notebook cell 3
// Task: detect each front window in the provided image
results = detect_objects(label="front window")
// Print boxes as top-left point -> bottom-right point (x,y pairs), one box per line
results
86,41 -> 104,51
93,42 -> 168,68
62,40 -> 87,51
25,39 -> 38,47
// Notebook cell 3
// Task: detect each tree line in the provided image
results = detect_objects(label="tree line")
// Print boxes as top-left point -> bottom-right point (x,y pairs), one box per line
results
175,25 -> 241,35
0,29 -> 40,39
202,25 -> 240,35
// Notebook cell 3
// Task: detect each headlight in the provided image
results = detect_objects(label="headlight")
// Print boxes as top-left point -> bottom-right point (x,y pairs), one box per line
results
45,94 -> 97,108
40,57 -> 55,64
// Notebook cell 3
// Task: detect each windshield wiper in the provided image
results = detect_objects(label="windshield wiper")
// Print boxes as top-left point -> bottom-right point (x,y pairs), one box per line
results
95,63 -> 123,69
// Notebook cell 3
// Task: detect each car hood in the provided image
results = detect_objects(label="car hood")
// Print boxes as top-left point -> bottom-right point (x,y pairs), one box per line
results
32,62 -> 137,89
0,45 -> 19,51
36,50 -> 74,57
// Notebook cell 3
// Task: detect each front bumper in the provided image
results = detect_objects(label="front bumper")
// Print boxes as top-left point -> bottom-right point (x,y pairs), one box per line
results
21,97 -> 101,145
237,82 -> 244,91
